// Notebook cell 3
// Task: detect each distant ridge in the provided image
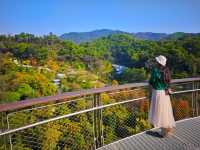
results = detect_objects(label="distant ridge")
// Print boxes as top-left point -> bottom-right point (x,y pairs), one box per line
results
132,32 -> 168,41
60,29 -> 199,43
60,29 -> 127,43
164,32 -> 200,40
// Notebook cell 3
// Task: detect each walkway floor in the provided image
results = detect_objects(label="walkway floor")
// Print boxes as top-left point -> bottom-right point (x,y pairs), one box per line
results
98,116 -> 200,150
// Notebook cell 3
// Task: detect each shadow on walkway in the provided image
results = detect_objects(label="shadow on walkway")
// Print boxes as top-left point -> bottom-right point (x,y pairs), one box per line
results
145,130 -> 163,138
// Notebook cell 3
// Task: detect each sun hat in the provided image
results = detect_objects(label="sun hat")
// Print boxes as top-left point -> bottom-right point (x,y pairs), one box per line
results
155,55 -> 167,66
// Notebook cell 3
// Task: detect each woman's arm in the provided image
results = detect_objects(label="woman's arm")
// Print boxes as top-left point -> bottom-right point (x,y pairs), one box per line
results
149,67 -> 156,87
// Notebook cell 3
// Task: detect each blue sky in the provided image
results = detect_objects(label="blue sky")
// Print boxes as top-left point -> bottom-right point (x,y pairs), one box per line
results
0,0 -> 200,35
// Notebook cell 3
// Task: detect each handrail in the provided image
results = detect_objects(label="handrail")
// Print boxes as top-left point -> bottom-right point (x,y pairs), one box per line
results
1,87 -> 200,136
0,77 -> 200,112
0,97 -> 147,136
0,82 -> 147,112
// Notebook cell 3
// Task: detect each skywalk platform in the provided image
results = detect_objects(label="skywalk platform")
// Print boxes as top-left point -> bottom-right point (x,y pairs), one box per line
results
98,116 -> 200,150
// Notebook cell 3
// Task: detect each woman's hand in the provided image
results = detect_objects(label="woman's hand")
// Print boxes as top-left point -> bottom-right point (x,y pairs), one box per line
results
165,88 -> 173,95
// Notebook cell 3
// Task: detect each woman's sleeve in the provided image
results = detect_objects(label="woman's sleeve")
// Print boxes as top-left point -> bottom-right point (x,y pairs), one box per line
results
149,68 -> 156,86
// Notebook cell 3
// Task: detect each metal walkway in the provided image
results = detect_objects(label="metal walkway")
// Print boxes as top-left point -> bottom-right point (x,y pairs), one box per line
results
98,116 -> 200,150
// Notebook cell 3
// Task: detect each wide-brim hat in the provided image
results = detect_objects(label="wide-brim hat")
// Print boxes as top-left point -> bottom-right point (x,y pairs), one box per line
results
155,55 -> 167,66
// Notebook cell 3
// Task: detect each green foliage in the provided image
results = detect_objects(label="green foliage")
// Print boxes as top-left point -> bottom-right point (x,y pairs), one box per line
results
13,72 -> 57,97
0,91 -> 21,103
41,123 -> 62,150
35,47 -> 49,64
113,67 -> 147,83
0,32 -> 200,150
3,32 -> 200,88
16,83 -> 36,98
73,61 -> 86,70
0,53 -> 19,75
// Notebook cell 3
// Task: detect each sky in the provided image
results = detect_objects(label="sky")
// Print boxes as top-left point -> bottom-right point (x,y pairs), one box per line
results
0,0 -> 200,35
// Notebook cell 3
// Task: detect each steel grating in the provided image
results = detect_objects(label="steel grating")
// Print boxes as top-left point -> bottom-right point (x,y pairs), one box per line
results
97,116 -> 200,150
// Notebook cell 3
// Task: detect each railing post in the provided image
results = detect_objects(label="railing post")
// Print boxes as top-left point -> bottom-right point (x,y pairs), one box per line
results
192,81 -> 195,117
6,114 -> 13,150
196,81 -> 199,116
0,112 -> 9,150
194,81 -> 199,116
192,81 -> 199,117
93,93 -> 103,149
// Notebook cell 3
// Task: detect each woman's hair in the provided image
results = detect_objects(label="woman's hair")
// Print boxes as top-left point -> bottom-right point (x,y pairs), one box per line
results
161,66 -> 171,85
156,61 -> 171,84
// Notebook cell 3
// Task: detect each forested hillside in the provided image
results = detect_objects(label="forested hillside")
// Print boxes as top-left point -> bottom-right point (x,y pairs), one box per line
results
60,29 -> 200,43
0,32 -> 200,103
60,29 -> 126,43
0,33 -> 112,103
82,33 -> 200,82
60,29 -> 169,43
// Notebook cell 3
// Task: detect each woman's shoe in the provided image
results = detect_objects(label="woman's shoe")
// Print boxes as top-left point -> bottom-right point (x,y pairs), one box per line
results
160,128 -> 168,137
167,128 -> 175,135
160,128 -> 174,137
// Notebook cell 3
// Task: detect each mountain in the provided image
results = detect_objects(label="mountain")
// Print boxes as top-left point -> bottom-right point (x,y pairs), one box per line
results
164,32 -> 200,40
60,29 -> 168,43
60,29 -> 126,43
60,29 -> 199,43
132,32 -> 168,40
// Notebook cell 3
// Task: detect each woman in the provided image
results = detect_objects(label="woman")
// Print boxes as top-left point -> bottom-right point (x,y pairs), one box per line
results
148,55 -> 176,137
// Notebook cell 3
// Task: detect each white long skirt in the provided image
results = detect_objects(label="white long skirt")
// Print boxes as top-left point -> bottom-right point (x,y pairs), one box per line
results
148,89 -> 176,128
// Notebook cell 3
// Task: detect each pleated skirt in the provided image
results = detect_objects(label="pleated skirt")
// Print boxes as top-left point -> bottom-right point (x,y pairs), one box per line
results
148,89 -> 176,128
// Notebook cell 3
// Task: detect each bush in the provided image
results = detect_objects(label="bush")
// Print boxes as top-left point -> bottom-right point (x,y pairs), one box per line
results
0,92 -> 21,103
114,67 -> 147,83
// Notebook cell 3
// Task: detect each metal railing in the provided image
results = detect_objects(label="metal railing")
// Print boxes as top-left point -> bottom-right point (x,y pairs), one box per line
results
0,77 -> 200,150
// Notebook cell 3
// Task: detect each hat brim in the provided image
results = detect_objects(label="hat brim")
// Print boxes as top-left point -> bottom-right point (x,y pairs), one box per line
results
155,57 -> 166,66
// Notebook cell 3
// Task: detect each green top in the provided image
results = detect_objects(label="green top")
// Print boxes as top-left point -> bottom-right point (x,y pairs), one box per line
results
149,67 -> 167,90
